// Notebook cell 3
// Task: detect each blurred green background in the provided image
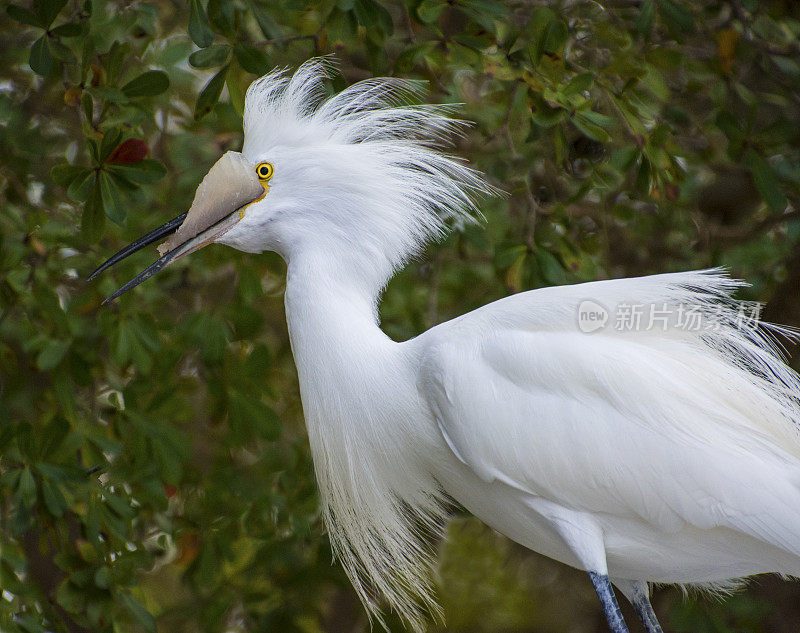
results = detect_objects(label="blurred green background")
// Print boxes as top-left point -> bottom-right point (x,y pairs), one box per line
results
2,0 -> 800,631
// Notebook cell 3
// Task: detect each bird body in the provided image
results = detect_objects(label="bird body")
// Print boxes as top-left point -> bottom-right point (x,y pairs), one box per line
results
284,256 -> 800,628
418,272 -> 800,585
92,59 -> 800,633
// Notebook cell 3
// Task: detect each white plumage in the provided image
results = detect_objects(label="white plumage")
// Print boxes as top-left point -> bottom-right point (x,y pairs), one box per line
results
96,59 -> 800,633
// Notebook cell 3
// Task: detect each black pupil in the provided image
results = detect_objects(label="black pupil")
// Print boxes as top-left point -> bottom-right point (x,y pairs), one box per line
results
260,166 -> 268,177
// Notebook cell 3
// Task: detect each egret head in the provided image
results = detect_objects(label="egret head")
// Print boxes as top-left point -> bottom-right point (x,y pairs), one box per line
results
92,58 -> 490,301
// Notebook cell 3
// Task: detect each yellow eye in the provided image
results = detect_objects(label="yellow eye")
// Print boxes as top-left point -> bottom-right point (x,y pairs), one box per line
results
256,162 -> 274,181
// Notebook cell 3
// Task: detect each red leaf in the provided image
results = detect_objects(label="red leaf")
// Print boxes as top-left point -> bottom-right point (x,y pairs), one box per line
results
107,138 -> 148,164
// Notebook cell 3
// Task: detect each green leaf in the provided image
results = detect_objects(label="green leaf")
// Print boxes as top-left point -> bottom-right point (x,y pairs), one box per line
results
189,0 -> 214,48
88,139 -> 99,163
40,416 -> 70,458
37,339 -> 71,371
244,344 -> 271,379
228,392 -> 281,443
734,82 -> 756,107
715,109 -> 741,145
353,0 -> 378,29
657,0 -> 695,34
195,64 -> 228,119
248,1 -> 283,39
572,113 -> 611,143
610,146 -> 640,171
126,330 -> 154,372
29,36 -> 53,76
457,0 -> 506,33
51,163 -> 90,188
81,90 -> 93,122
544,19 -> 568,56
580,110 -> 616,127
744,149 -> 787,213
94,566 -> 111,589
17,467 -> 36,509
326,8 -> 358,44
417,0 -> 445,23
41,480 -> 67,517
106,40 -> 130,85
7,5 -> 45,27
107,159 -> 166,184
526,8 -> 567,64
635,0 -> 656,36
534,248 -> 565,285
103,489 -> 134,518
353,0 -> 392,33
254,405 -> 282,441
193,538 -> 219,588
189,44 -> 230,68
562,72 -> 594,97
88,86 -> 128,103
67,170 -> 95,202
111,321 -> 133,366
121,70 -> 170,98
495,244 -> 527,269
100,172 -> 125,224
227,73 -> 244,115
234,45 -> 270,75
48,39 -> 75,64
119,592 -> 156,633
35,0 -> 67,27
197,314 -> 229,363
393,41 -> 435,74
51,21 -> 82,36
532,100 -> 564,128
15,614 -> 47,633
56,580 -> 84,614
81,178 -> 105,242
453,34 -> 488,53
98,127 -> 123,163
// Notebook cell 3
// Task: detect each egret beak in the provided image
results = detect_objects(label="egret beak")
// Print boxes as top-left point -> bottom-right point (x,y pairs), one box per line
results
89,151 -> 265,304
92,209 -> 246,305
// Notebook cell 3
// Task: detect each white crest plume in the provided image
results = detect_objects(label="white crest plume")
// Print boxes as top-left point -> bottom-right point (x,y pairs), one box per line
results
242,58 -> 492,279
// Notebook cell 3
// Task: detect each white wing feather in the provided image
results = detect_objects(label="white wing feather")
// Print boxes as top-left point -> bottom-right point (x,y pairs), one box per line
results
417,269 -> 800,580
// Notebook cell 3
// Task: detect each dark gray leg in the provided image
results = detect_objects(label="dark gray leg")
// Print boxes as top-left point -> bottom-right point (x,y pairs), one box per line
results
629,582 -> 664,633
588,571 -> 630,633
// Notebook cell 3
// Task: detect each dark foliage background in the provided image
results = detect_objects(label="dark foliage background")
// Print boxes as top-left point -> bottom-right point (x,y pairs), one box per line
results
1,0 -> 800,631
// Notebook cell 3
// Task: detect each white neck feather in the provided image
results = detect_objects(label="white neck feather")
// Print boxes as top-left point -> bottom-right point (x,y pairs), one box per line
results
284,248 -> 449,630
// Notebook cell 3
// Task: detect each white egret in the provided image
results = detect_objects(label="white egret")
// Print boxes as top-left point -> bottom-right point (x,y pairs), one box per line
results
90,59 -> 800,633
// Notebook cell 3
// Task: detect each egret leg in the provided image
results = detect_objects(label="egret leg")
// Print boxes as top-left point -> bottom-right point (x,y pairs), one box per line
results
614,579 -> 664,633
588,571 -> 630,633
522,499 -> 631,633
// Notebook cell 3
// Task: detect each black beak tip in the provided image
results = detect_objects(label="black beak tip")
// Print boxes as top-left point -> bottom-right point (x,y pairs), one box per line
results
87,212 -> 187,301
86,212 -> 187,283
